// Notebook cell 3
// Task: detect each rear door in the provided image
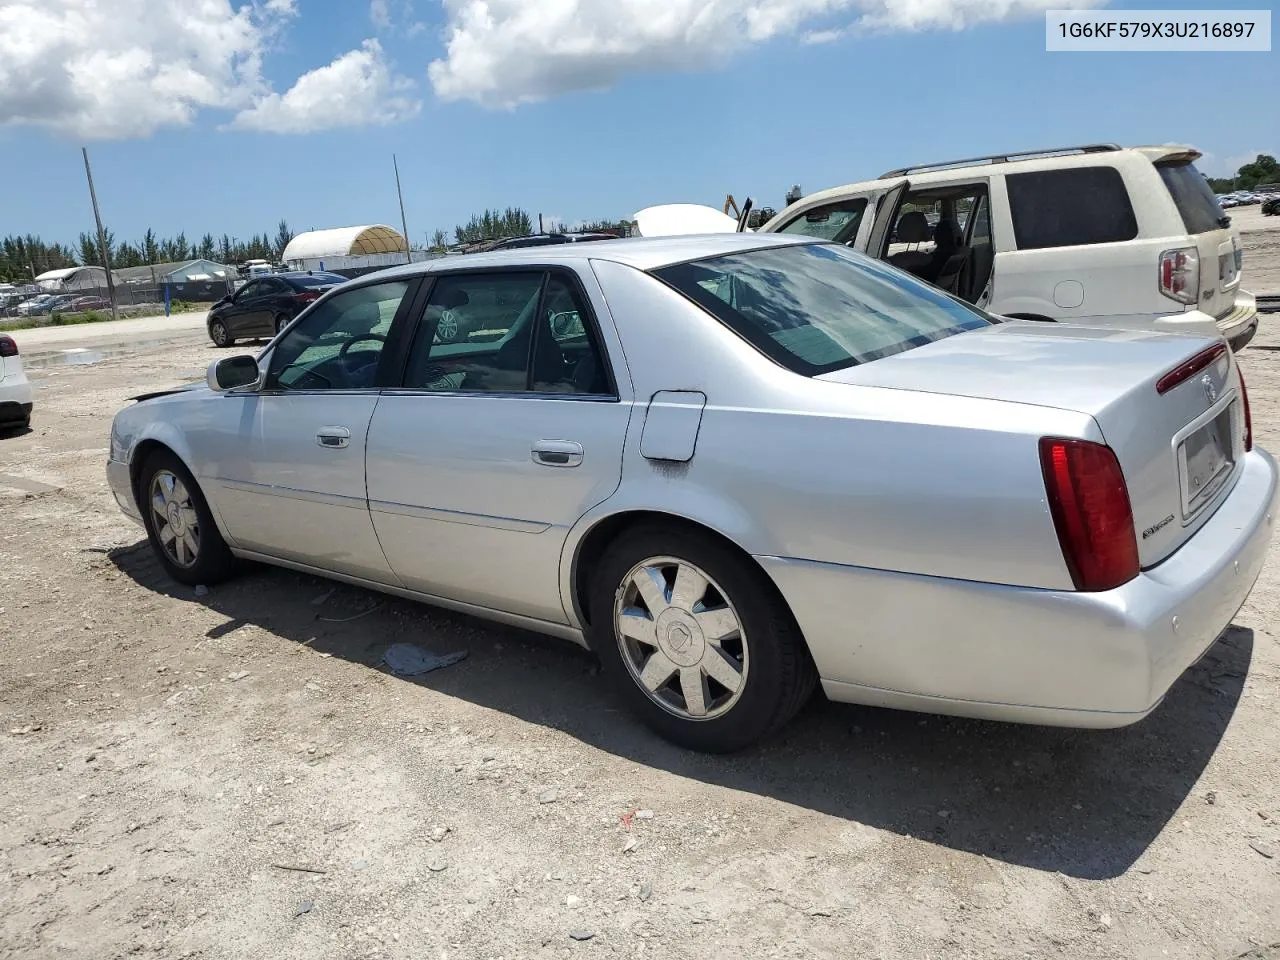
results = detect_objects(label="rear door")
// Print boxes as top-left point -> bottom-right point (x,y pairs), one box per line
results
365,266 -> 632,625
1156,158 -> 1241,320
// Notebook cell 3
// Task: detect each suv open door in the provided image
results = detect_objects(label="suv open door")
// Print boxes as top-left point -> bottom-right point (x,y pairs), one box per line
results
759,177 -> 909,251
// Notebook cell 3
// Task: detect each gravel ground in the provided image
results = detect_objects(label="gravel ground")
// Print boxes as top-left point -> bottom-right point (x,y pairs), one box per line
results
2,220 -> 1279,960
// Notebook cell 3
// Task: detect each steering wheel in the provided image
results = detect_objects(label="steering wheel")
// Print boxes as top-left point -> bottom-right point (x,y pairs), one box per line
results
338,333 -> 386,363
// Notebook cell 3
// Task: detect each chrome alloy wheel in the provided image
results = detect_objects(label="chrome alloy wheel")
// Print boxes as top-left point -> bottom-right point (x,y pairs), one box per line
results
435,309 -> 460,342
613,556 -> 748,720
150,470 -> 200,568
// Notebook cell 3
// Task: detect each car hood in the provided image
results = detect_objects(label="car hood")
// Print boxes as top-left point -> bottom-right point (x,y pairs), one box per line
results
817,320 -> 1219,416
633,204 -> 743,237
131,381 -> 207,403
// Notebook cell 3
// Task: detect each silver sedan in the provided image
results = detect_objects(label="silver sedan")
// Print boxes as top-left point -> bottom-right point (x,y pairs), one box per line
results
107,234 -> 1278,752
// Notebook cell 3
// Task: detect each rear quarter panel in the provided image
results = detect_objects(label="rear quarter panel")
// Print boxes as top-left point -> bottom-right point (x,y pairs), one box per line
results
578,259 -> 1092,594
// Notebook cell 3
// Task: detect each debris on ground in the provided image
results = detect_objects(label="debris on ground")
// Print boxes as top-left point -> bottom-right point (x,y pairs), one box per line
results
319,604 -> 382,624
569,929 -> 595,941
294,900 -> 314,918
538,789 -> 558,804
272,863 -> 327,875
381,643 -> 468,676
1249,841 -> 1276,859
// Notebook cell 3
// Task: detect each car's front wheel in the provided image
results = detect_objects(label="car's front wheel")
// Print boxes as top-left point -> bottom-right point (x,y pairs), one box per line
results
138,450 -> 237,587
588,526 -> 817,752
274,313 -> 289,336
209,319 -> 232,348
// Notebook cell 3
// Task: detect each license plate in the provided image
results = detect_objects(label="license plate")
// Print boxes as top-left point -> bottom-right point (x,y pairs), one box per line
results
1179,407 -> 1234,516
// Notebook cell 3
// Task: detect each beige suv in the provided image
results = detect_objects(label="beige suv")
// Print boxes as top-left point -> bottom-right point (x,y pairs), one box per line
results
641,144 -> 1259,350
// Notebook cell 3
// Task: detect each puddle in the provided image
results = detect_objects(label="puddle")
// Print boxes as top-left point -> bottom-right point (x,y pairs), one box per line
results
22,338 -> 196,376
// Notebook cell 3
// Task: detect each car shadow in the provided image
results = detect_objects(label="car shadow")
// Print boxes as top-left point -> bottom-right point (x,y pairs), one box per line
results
110,543 -> 1252,881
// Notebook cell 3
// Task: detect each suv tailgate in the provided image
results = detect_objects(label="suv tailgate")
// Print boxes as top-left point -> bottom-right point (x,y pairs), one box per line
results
1156,159 -> 1241,323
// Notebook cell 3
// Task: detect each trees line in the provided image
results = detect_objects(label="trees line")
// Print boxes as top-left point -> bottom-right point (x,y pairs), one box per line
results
2,206 -> 633,283
1205,154 -> 1279,193
0,221 -> 295,283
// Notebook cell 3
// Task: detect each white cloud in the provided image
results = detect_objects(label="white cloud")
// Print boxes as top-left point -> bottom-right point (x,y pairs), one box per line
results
370,0 -> 391,28
0,0 -> 294,139
428,0 -> 1107,108
230,39 -> 421,133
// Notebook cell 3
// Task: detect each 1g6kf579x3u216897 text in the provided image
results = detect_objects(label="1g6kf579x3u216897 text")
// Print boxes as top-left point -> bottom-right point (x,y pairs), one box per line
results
1046,9 -> 1271,51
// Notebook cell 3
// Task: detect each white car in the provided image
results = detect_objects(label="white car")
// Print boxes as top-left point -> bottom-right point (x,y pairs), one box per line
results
638,144 -> 1259,351
0,334 -> 33,429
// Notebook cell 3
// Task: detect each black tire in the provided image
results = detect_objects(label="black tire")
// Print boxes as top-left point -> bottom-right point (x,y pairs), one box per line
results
137,449 -> 237,588
209,319 -> 233,348
274,313 -> 289,335
587,525 -> 817,752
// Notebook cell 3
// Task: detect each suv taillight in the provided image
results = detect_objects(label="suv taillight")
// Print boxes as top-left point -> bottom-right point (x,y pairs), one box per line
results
1159,247 -> 1200,305
1239,368 -> 1252,452
0,335 -> 17,357
1039,438 -> 1139,592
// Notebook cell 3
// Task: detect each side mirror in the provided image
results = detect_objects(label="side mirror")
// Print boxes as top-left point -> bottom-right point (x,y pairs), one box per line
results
207,355 -> 261,392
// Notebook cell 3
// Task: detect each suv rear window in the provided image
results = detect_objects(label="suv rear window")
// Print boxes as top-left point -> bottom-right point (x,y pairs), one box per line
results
1007,166 -> 1138,249
1158,161 -> 1229,234
652,242 -> 990,376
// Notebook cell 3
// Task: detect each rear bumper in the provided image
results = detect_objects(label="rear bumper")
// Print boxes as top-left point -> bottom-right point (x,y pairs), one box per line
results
1215,291 -> 1259,351
107,457 -> 144,528
0,400 -> 31,424
759,447 -> 1278,728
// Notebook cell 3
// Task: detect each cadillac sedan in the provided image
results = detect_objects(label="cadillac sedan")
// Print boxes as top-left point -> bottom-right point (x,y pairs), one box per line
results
107,234 -> 1278,752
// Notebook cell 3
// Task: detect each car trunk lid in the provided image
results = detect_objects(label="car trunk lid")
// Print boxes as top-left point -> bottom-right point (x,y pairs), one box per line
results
819,321 -> 1248,568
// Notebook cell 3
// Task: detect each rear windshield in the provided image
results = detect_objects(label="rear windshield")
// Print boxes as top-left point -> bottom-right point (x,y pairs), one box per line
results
652,242 -> 991,376
1158,161 -> 1229,234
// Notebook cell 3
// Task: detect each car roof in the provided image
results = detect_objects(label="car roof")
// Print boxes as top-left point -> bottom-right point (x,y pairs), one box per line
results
359,233 -> 812,281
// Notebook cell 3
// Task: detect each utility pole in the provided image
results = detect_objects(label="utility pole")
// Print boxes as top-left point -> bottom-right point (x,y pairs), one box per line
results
393,154 -> 411,265
81,147 -> 120,322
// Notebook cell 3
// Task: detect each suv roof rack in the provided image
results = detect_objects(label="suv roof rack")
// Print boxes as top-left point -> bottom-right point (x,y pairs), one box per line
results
879,144 -> 1122,179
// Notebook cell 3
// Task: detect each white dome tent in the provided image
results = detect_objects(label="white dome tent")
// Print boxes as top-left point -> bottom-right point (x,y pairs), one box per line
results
282,225 -> 409,272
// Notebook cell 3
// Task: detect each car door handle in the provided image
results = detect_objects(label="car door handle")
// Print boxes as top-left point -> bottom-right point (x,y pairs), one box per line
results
316,426 -> 351,449
531,440 -> 583,467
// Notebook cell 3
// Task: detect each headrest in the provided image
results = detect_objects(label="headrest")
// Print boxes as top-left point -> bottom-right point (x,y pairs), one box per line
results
437,287 -> 469,310
896,211 -> 932,243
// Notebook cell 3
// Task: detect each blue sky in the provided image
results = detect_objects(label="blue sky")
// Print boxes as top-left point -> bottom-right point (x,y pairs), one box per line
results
1,0 -> 1274,253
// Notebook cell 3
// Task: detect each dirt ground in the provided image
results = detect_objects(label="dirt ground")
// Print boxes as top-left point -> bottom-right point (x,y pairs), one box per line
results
3,221 -> 1280,960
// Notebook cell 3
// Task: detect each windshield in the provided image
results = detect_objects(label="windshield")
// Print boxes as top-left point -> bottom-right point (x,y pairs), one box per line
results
652,242 -> 991,376
1158,161 -> 1228,234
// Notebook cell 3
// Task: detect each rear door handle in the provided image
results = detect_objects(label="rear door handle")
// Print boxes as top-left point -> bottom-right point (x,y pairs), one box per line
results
316,426 -> 351,449
531,439 -> 583,467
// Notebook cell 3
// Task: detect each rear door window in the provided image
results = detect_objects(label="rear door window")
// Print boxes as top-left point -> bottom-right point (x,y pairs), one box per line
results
1158,162 -> 1229,234
1006,166 -> 1138,249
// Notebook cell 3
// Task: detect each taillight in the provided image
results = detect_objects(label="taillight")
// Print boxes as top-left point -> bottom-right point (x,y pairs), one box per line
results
0,335 -> 17,358
1239,368 -> 1252,452
294,290 -> 320,304
1159,247 -> 1199,305
1155,342 -> 1227,395
1039,438 -> 1140,592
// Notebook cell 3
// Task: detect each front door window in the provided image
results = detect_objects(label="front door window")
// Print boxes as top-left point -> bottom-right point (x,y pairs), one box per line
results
267,281 -> 410,391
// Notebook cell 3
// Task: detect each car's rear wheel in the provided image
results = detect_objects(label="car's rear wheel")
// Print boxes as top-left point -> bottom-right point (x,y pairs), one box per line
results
138,450 -> 237,588
209,319 -> 232,348
274,313 -> 289,335
588,526 -> 817,752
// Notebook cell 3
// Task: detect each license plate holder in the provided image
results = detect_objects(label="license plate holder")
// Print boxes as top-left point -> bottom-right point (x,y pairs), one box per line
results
1178,406 -> 1234,517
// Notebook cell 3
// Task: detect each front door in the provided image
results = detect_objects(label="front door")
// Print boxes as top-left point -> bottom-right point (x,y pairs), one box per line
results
366,268 -> 632,624
199,278 -> 416,583
224,279 -> 273,339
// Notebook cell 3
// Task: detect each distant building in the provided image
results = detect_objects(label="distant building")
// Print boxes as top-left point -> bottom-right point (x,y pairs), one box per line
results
34,266 -> 114,291
114,259 -> 233,285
